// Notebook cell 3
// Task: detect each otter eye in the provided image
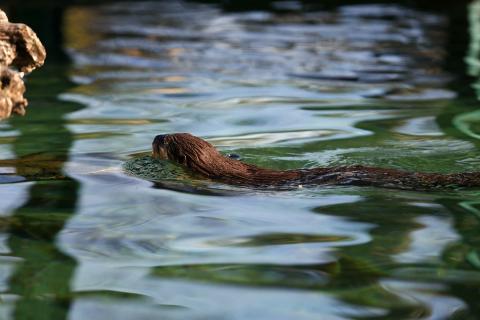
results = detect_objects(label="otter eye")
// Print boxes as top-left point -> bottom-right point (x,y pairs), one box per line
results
227,153 -> 241,160
153,134 -> 168,145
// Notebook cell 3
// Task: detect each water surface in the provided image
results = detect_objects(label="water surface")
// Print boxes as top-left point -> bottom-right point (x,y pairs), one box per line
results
1,1 -> 480,319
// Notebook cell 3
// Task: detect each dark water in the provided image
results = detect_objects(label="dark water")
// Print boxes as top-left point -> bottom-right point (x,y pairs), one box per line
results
2,1 -> 480,319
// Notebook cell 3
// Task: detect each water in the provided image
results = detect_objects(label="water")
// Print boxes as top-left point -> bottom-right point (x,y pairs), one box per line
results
1,1 -> 480,319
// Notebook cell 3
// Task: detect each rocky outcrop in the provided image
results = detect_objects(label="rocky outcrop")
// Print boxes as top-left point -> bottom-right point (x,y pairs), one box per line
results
0,9 -> 46,119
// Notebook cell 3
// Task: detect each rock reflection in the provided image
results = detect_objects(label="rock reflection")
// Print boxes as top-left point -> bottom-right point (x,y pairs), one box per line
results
0,66 -> 84,319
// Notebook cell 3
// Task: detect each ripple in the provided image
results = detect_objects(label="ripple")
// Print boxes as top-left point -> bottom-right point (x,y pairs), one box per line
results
50,2 -> 478,320
152,264 -> 330,288
385,88 -> 456,101
207,233 -> 352,247
68,118 -> 168,126
208,130 -> 347,146
394,116 -> 444,136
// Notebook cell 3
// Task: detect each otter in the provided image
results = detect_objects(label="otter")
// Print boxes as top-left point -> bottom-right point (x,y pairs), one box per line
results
152,133 -> 480,190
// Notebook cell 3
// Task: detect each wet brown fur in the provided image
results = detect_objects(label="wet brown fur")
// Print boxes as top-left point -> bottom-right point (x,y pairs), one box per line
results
152,133 -> 480,190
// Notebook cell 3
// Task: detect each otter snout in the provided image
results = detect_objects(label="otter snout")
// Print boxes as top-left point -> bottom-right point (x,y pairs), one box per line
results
152,134 -> 169,160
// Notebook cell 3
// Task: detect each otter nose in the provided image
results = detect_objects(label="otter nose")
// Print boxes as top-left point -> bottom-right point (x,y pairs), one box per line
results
153,134 -> 168,146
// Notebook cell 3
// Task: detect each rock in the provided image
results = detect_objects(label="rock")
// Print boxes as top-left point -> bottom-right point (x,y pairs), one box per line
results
0,9 -> 46,119
0,66 -> 27,118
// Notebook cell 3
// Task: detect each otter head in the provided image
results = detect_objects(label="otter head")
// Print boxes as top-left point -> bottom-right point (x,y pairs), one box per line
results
152,133 -> 221,171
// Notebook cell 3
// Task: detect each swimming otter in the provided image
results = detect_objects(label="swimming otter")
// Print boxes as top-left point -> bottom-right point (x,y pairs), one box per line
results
152,133 -> 480,190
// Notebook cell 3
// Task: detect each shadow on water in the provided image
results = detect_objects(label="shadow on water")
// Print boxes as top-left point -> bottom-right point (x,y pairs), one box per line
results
4,64 -> 83,318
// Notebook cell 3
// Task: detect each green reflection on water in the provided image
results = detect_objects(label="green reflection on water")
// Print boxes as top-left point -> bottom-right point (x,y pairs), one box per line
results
4,66 -> 83,319
4,1 -> 480,319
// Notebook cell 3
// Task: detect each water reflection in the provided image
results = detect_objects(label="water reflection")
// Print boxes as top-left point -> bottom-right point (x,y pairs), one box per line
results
2,66 -> 83,319
61,1 -> 454,155
56,1 -> 480,319
2,1 -> 480,319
